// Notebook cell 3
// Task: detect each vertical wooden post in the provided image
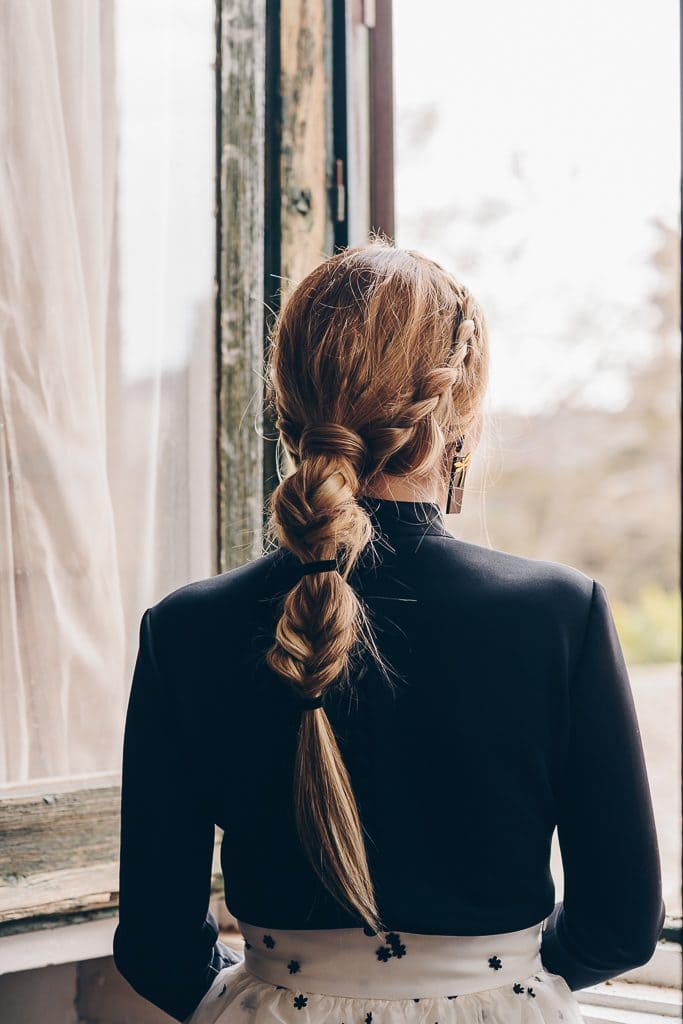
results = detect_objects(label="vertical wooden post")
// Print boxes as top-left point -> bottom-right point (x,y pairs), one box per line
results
336,0 -> 395,246
279,0 -> 336,299
217,0 -> 340,563
369,0 -> 395,240
262,0 -> 283,529
261,0 -> 338,526
344,0 -> 372,246
216,0 -> 267,571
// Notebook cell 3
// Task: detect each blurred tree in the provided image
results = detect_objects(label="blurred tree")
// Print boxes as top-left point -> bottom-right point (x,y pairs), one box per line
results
396,104 -> 678,657
483,218 -> 679,626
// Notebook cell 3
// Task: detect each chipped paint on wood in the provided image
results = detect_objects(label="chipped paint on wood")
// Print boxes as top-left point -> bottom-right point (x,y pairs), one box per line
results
279,0 -> 335,298
217,0 -> 267,570
0,779 -> 223,924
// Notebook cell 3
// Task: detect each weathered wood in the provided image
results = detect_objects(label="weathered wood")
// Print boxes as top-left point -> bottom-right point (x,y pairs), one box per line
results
262,0 -> 284,524
0,864 -> 119,923
261,0 -> 337,517
0,783 -> 120,881
279,0 -> 335,299
217,0 -> 268,570
0,778 -> 223,924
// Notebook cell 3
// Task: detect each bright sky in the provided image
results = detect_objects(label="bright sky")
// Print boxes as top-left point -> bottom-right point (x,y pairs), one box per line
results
393,0 -> 680,413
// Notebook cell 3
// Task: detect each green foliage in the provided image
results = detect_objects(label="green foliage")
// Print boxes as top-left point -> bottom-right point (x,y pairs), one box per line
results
611,586 -> 681,665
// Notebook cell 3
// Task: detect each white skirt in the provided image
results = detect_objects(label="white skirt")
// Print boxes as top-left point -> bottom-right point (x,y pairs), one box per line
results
185,918 -> 585,1024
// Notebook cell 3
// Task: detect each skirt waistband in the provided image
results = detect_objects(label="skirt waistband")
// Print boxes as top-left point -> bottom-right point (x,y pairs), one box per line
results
237,919 -> 545,999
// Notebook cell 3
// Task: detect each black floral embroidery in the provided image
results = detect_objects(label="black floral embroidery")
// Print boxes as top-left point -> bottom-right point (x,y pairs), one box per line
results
293,994 -> 308,1009
376,931 -> 407,962
263,934 -> 276,949
513,983 -> 525,994
365,1014 -> 373,1023
527,986 -> 536,998
488,955 -> 502,970
363,924 -> 377,936
288,960 -> 301,974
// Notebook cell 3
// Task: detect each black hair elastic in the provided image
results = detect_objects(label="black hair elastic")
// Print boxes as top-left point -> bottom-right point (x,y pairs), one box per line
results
286,682 -> 326,710
295,692 -> 326,710
298,558 -> 339,576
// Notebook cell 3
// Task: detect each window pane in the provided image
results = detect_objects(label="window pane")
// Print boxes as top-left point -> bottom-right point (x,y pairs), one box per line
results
0,0 -> 215,786
394,0 -> 680,916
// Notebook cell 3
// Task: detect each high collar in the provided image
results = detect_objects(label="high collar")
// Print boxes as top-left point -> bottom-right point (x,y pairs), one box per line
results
357,494 -> 448,534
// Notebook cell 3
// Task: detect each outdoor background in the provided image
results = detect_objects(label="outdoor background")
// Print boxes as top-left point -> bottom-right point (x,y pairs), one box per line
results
393,0 -> 680,917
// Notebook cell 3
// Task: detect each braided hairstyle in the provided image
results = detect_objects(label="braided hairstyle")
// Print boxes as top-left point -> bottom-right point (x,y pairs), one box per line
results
264,236 -> 489,932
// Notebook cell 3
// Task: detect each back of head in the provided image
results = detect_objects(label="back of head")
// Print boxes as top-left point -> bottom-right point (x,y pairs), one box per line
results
263,236 -> 489,932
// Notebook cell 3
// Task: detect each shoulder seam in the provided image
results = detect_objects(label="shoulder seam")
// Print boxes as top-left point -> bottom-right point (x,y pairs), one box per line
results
140,607 -> 178,719
141,606 -> 164,680
568,577 -> 598,692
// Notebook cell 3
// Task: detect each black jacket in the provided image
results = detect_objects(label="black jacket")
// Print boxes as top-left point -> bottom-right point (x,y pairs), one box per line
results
113,496 -> 665,1022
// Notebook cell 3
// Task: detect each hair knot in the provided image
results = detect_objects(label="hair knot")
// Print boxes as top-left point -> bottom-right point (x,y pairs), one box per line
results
298,423 -> 368,473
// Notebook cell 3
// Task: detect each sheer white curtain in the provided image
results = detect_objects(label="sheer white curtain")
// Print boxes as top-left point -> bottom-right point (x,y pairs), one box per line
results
0,0 -> 215,786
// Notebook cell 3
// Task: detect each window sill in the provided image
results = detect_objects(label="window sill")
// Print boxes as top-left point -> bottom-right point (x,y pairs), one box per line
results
0,901 -> 233,976
0,915 -> 117,975
571,939 -> 681,1022
576,979 -> 681,1023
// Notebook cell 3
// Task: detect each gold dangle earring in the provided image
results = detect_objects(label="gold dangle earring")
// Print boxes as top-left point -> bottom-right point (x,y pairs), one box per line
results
446,434 -> 472,515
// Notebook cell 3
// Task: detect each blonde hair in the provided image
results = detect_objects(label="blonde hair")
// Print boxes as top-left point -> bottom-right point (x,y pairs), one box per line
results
263,236 -> 489,932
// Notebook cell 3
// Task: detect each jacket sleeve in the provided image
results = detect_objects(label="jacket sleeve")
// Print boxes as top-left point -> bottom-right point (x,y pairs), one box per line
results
540,578 -> 666,989
112,607 -> 240,1023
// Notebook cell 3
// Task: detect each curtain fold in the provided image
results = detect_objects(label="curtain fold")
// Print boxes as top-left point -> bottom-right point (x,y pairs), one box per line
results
0,0 -> 126,783
1,0 -> 216,787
